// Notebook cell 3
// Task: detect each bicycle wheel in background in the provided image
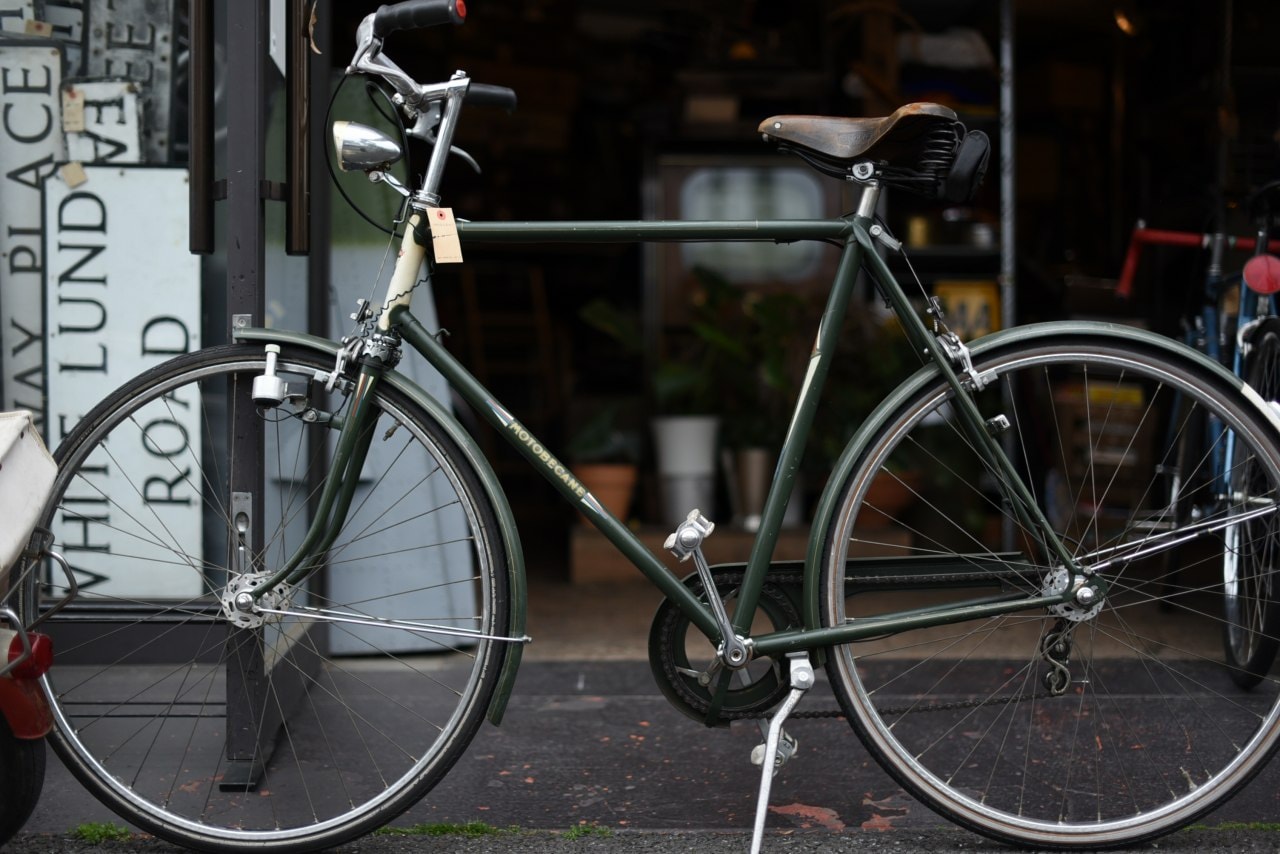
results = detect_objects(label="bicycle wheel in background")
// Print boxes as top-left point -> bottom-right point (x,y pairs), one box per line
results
0,713 -> 44,846
1224,317 -> 1280,686
821,333 -> 1280,849
24,344 -> 511,852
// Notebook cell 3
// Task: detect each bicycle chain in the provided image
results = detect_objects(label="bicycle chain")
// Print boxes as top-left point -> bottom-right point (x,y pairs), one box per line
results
659,565 -> 1053,723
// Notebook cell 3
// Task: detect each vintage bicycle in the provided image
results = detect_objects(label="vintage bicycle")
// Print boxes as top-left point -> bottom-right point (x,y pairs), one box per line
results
21,2 -> 1280,852
1118,185 -> 1280,687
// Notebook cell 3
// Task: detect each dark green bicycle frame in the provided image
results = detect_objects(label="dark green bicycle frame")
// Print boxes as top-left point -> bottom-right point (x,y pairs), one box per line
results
260,210 -> 1081,657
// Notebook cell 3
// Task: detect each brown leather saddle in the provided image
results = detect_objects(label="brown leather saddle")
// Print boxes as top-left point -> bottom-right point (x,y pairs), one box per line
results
759,103 -> 988,202
759,103 -> 958,165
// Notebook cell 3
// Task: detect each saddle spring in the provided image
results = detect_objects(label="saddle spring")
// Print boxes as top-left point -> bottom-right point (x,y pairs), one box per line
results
878,121 -> 962,197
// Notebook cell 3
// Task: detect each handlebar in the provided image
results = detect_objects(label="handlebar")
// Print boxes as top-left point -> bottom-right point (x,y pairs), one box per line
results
372,0 -> 466,38
467,82 -> 518,112
347,3 -> 516,206
1116,224 -> 1280,299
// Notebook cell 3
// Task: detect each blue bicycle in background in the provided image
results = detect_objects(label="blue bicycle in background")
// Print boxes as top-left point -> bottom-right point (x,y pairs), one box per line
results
1121,181 -> 1280,686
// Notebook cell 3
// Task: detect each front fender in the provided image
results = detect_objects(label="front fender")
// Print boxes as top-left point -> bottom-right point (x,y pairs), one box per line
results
234,327 -> 526,726
802,320 -> 1277,633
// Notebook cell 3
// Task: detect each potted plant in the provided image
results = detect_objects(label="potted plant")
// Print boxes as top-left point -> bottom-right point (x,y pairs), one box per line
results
566,402 -> 641,524
698,269 -> 810,529
579,290 -> 727,527
807,307 -> 929,524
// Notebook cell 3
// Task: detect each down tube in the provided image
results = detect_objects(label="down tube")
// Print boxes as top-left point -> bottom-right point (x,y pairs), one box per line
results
394,308 -> 723,642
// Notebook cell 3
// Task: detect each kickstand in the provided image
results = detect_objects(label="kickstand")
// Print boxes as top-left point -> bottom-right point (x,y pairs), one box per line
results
749,652 -> 814,854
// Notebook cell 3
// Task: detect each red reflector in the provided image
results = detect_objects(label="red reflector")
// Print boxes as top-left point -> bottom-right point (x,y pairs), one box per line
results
456,0 -> 467,19
1245,254 -> 1280,295
6,632 -> 53,679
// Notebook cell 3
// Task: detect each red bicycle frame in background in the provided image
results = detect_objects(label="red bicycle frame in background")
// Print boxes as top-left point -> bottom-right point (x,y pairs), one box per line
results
1116,222 -> 1280,299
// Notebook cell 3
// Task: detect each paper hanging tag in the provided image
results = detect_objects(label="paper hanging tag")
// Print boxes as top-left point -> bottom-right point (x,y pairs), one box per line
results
62,88 -> 85,133
59,162 -> 88,189
426,207 -> 463,264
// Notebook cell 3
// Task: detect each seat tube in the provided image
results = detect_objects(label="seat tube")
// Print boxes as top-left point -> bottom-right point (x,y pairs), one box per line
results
731,184 -> 880,637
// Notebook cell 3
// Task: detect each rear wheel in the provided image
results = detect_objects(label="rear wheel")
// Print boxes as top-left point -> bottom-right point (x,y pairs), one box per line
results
25,344 -> 511,852
821,333 -> 1280,848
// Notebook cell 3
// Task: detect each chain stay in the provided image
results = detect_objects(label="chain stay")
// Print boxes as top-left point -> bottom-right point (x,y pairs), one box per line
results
702,566 -> 1065,721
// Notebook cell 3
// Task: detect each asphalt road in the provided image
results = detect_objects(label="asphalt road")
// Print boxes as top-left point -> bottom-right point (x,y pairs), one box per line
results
7,661 -> 1280,853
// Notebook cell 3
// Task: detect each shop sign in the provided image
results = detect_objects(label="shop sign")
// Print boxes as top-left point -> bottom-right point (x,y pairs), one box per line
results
63,78 -> 142,162
84,0 -> 173,162
44,164 -> 201,597
0,39 -> 64,420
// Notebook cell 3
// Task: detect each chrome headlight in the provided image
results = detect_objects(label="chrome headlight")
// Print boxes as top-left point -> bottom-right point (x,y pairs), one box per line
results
332,121 -> 403,172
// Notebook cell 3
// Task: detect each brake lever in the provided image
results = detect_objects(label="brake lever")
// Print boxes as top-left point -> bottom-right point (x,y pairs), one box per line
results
407,106 -> 481,175
408,103 -> 442,142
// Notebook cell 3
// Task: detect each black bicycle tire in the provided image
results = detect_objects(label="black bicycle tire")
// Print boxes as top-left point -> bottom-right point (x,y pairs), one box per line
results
0,711 -> 45,847
1158,380 -> 1210,604
24,343 -> 511,853
820,332 -> 1280,849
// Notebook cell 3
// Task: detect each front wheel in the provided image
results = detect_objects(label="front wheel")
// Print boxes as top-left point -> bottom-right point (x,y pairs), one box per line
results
24,344 -> 511,852
821,334 -> 1280,849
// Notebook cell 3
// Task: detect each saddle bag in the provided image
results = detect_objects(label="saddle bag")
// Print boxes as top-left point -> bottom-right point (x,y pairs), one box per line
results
942,129 -> 991,204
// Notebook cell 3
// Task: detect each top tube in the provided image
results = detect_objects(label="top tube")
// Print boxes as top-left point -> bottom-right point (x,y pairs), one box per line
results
454,219 -> 854,244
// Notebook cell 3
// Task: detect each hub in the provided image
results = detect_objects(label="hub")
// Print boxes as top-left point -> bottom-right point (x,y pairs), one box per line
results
221,572 -> 293,629
1043,567 -> 1104,623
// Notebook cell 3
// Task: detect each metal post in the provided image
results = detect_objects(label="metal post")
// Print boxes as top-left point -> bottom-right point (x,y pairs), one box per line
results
218,0 -> 325,791
286,0 -> 311,255
189,0 -> 215,254
220,0 -> 271,787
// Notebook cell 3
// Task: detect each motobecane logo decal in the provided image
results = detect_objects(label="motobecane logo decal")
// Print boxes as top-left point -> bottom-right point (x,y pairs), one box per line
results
505,419 -> 586,498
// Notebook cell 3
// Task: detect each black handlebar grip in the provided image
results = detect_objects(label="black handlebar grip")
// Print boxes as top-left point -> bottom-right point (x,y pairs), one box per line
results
468,83 -> 517,112
372,0 -> 465,38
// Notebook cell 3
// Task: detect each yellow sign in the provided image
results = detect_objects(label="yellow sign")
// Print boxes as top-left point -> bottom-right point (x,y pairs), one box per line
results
935,280 -> 1001,339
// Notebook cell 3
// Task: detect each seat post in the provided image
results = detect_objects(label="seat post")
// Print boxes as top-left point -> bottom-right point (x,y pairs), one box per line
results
854,178 -> 882,220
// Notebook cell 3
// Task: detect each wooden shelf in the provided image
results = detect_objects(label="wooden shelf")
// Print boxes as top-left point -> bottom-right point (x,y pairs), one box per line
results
570,524 -> 911,584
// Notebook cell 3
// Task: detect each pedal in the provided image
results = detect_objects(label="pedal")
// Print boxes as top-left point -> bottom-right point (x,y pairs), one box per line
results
664,511 -> 750,668
663,509 -> 714,560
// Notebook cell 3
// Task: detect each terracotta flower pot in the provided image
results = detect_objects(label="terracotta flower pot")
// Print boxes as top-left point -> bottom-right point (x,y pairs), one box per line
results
576,462 -> 638,524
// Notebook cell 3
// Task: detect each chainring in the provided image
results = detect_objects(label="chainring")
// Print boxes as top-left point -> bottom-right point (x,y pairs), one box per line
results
648,567 -> 801,727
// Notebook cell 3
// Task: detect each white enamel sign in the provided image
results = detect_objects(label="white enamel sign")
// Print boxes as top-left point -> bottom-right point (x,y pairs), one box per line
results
63,78 -> 143,162
43,1 -> 87,75
0,2 -> 34,34
84,0 -> 174,162
44,164 -> 202,597
0,39 -> 64,421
